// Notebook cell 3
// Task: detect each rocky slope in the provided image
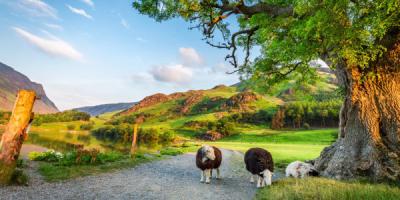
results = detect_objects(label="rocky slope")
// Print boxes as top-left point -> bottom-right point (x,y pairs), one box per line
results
0,62 -> 58,114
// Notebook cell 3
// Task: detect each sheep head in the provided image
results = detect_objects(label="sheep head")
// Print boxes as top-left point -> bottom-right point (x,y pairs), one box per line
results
260,169 -> 273,186
201,145 -> 215,162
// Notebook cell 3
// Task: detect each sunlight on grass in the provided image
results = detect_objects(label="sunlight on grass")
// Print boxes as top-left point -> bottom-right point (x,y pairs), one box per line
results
256,177 -> 400,200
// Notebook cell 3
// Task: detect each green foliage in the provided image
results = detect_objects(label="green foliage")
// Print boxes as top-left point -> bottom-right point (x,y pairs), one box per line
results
133,0 -> 400,87
255,177 -> 400,200
80,122 -> 94,130
160,130 -> 175,143
66,124 -> 76,130
29,150 -> 125,166
33,110 -> 90,125
10,169 -> 29,186
91,124 -> 134,142
273,100 -> 342,128
37,153 -> 154,181
29,150 -> 64,162
91,125 -> 176,145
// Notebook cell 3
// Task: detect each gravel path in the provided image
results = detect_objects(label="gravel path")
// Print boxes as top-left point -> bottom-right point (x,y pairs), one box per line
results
0,149 -> 282,200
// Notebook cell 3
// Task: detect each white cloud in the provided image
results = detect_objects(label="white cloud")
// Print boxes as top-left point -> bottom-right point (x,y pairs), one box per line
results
179,47 -> 203,66
13,27 -> 83,61
44,23 -> 63,31
80,0 -> 94,7
17,0 -> 58,19
67,5 -> 93,19
150,64 -> 193,84
120,18 -> 129,29
136,37 -> 147,42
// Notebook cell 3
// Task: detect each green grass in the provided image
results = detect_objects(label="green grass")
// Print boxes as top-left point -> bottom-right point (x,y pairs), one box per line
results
38,153 -> 157,182
221,128 -> 337,145
255,177 -> 400,200
204,128 -> 337,168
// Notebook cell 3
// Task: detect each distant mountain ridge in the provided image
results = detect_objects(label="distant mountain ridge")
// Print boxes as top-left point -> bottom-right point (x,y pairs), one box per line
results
0,62 -> 59,114
75,102 -> 136,116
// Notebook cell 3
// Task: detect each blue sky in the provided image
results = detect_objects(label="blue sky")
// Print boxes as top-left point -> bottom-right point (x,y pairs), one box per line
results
0,0 -> 239,110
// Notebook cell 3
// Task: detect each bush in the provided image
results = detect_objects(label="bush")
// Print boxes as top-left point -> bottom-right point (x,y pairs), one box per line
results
67,124 -> 76,130
29,150 -> 125,166
80,122 -> 94,130
10,169 -> 29,186
160,130 -> 175,143
33,110 -> 90,125
29,150 -> 64,162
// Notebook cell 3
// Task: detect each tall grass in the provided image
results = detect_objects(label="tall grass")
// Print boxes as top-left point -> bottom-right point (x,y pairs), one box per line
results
256,178 -> 400,200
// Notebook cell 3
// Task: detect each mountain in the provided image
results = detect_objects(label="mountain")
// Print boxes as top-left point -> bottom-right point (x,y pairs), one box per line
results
111,70 -> 338,126
75,102 -> 136,116
0,62 -> 59,114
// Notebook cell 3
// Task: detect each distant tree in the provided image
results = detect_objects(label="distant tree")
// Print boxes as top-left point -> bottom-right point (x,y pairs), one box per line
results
271,109 -> 285,130
132,0 -> 400,180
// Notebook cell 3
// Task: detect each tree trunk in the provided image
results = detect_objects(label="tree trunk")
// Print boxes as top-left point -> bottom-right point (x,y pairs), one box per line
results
315,36 -> 400,182
0,90 -> 36,185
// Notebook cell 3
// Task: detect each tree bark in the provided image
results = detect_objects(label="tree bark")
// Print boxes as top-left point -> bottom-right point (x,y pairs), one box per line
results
0,90 -> 36,185
315,36 -> 400,181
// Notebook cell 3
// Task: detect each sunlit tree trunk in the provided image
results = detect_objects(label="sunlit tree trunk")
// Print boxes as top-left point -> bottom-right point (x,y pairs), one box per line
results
315,35 -> 400,181
0,90 -> 36,185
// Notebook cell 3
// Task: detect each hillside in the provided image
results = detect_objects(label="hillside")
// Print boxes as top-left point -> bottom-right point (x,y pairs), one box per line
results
74,102 -> 136,116
0,62 -> 59,114
110,70 -> 339,132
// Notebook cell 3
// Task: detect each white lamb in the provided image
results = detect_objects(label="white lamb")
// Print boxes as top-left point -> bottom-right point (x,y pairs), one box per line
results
285,161 -> 319,178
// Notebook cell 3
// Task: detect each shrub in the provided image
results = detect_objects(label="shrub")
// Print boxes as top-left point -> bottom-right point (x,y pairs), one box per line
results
160,130 -> 175,143
29,150 -> 125,166
67,124 -> 76,130
33,110 -> 90,124
10,169 -> 29,186
29,150 -> 64,162
80,122 -> 94,130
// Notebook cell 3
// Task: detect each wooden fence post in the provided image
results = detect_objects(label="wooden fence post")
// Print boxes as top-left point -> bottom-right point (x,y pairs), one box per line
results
0,90 -> 36,185
130,123 -> 138,157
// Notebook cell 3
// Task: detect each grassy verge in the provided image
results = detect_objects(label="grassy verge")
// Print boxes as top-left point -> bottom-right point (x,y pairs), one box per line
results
37,153 -> 158,182
255,177 -> 400,200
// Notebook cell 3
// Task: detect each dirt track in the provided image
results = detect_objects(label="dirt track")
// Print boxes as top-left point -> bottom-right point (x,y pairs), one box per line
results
0,149 -> 282,200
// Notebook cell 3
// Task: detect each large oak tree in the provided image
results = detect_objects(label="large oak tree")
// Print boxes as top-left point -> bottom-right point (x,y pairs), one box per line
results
132,0 -> 400,181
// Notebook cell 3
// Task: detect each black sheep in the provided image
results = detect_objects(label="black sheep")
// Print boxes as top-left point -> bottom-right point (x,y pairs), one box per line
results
196,145 -> 222,184
244,148 -> 274,188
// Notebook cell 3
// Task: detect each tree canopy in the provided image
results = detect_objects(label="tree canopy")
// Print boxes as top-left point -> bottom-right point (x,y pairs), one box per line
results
133,0 -> 399,86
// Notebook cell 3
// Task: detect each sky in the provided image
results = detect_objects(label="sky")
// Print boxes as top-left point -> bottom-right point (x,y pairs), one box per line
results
0,0 -> 240,110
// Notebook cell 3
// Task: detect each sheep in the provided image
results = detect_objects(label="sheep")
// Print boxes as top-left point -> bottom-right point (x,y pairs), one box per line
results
285,161 -> 319,178
244,148 -> 274,188
196,145 -> 222,184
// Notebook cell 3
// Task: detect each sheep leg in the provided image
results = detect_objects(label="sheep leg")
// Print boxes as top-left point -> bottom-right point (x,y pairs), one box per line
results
256,176 -> 262,188
200,170 -> 205,183
250,174 -> 255,183
216,168 -> 221,179
261,177 -> 266,187
205,169 -> 211,184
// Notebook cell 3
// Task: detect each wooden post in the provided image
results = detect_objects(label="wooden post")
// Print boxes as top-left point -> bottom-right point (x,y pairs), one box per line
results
0,90 -> 36,185
130,123 -> 138,158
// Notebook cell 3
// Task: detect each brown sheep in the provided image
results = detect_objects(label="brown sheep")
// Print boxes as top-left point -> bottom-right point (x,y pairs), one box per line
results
244,148 -> 274,188
196,145 -> 222,184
